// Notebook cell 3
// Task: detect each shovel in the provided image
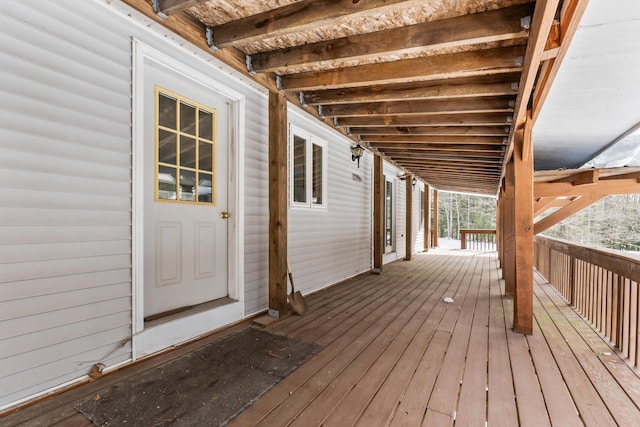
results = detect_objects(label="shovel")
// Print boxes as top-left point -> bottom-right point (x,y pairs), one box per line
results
287,259 -> 307,315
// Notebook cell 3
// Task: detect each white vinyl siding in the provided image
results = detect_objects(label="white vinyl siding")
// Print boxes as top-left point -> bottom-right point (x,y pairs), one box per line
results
0,0 -> 132,408
288,107 -> 372,295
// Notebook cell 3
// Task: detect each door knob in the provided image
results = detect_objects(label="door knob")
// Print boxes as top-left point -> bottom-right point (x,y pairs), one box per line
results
220,212 -> 230,219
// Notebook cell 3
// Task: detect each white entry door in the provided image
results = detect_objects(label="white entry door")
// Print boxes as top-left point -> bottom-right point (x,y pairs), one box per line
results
142,62 -> 230,319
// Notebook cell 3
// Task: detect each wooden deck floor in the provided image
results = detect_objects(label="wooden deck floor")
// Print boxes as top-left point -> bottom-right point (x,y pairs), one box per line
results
3,250 -> 640,426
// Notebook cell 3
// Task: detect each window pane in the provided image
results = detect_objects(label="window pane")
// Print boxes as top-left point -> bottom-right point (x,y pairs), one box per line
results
293,135 -> 307,203
198,173 -> 213,203
179,169 -> 196,201
199,110 -> 213,140
312,143 -> 323,205
158,166 -> 177,200
180,136 -> 196,168
158,94 -> 176,129
385,181 -> 393,247
158,130 -> 177,165
199,141 -> 213,172
180,101 -> 196,135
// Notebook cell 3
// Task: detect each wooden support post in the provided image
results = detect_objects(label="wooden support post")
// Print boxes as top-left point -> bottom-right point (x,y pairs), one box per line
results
405,175 -> 413,261
373,154 -> 384,273
432,189 -> 439,248
268,91 -> 288,317
495,195 -> 501,262
424,184 -> 430,252
504,161 -> 515,295
513,113 -> 534,334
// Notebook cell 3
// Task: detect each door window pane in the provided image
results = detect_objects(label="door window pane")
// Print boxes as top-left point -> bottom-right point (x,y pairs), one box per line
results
158,94 -> 176,129
158,130 -> 176,164
179,169 -> 196,201
293,136 -> 307,203
180,101 -> 196,135
198,173 -> 213,202
199,141 -> 213,172
158,166 -> 177,200
199,110 -> 213,140
180,136 -> 196,168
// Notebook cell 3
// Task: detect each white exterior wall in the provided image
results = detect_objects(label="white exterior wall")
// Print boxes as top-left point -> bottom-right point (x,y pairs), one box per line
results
288,106 -> 373,295
0,0 -> 416,410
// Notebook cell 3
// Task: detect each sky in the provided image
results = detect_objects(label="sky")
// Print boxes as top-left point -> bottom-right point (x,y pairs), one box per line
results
582,129 -> 640,168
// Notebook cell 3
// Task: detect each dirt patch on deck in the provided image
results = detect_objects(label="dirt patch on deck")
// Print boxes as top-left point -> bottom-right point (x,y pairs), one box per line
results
75,327 -> 321,426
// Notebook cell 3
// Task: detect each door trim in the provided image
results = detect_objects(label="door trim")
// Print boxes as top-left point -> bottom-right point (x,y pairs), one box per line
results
132,39 -> 245,359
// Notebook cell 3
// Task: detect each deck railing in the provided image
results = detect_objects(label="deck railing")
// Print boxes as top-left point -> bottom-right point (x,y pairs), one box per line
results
460,229 -> 496,250
535,235 -> 640,368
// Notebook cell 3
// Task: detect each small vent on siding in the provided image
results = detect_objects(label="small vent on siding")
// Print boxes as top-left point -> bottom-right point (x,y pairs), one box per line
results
352,173 -> 363,182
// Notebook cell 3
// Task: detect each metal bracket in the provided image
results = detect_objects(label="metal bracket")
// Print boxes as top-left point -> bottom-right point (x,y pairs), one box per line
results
151,0 -> 168,19
317,105 -> 324,118
245,55 -> 256,75
205,27 -> 219,51
515,56 -> 524,67
268,308 -> 280,318
275,75 -> 284,92
346,127 -> 352,136
511,82 -> 519,91
333,117 -> 340,128
506,116 -> 513,124
508,100 -> 515,108
520,15 -> 532,30
299,92 -> 306,107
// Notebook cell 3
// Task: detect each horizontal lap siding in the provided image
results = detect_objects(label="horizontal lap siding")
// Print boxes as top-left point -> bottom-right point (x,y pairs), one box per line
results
413,184 -> 425,253
243,93 -> 270,315
0,0 -> 132,408
289,108 -> 372,295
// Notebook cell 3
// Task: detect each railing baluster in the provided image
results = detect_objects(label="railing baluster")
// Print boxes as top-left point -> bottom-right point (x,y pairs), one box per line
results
534,236 -> 640,369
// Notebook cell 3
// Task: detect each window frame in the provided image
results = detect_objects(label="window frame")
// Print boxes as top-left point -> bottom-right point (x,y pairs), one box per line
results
154,86 -> 217,205
289,124 -> 328,210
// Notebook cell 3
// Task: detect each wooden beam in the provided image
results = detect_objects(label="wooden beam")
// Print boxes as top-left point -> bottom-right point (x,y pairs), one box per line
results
503,157 -> 515,294
336,113 -> 512,127
534,178 -> 640,198
321,97 -> 515,117
352,126 -> 509,137
541,21 -> 561,60
364,135 -> 507,145
503,0 -> 561,173
268,91 -> 288,316
250,3 -> 533,73
405,175 -> 413,261
370,143 -> 506,152
513,112 -> 534,334
208,0 -> 425,49
533,196 -> 560,217
280,45 -> 526,91
424,183 -> 430,252
532,0 -> 589,124
373,154 -> 384,273
386,152 -> 504,160
303,79 -> 520,105
571,169 -> 599,186
534,195 -> 605,235
432,189 -> 439,247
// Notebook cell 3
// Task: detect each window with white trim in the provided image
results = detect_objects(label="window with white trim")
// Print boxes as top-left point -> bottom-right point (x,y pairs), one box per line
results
290,125 -> 327,209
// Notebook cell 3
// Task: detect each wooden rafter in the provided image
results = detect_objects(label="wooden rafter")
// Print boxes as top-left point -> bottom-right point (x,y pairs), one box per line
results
351,126 -> 509,137
208,0 -> 425,49
280,45 -> 526,91
249,3 -> 533,73
320,97 -> 514,117
363,135 -> 506,145
336,113 -> 513,128
303,78 -> 519,106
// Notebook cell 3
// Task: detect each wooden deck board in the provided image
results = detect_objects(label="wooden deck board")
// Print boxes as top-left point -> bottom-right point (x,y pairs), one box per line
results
4,250 -> 640,427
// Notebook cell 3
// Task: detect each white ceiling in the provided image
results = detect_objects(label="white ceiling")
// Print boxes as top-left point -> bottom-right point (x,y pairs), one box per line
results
533,0 -> 640,171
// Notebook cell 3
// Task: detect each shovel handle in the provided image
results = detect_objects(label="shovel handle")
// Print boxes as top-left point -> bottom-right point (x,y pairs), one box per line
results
287,259 -> 296,293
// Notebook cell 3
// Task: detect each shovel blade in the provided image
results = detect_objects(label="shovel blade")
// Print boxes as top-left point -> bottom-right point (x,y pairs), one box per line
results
289,291 -> 307,315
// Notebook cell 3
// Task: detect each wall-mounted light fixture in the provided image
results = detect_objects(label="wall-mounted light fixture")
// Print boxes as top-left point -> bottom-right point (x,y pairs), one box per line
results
351,144 -> 365,168
412,177 -> 417,187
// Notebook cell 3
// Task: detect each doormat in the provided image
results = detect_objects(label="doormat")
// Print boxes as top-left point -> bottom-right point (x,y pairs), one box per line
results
75,327 -> 322,426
